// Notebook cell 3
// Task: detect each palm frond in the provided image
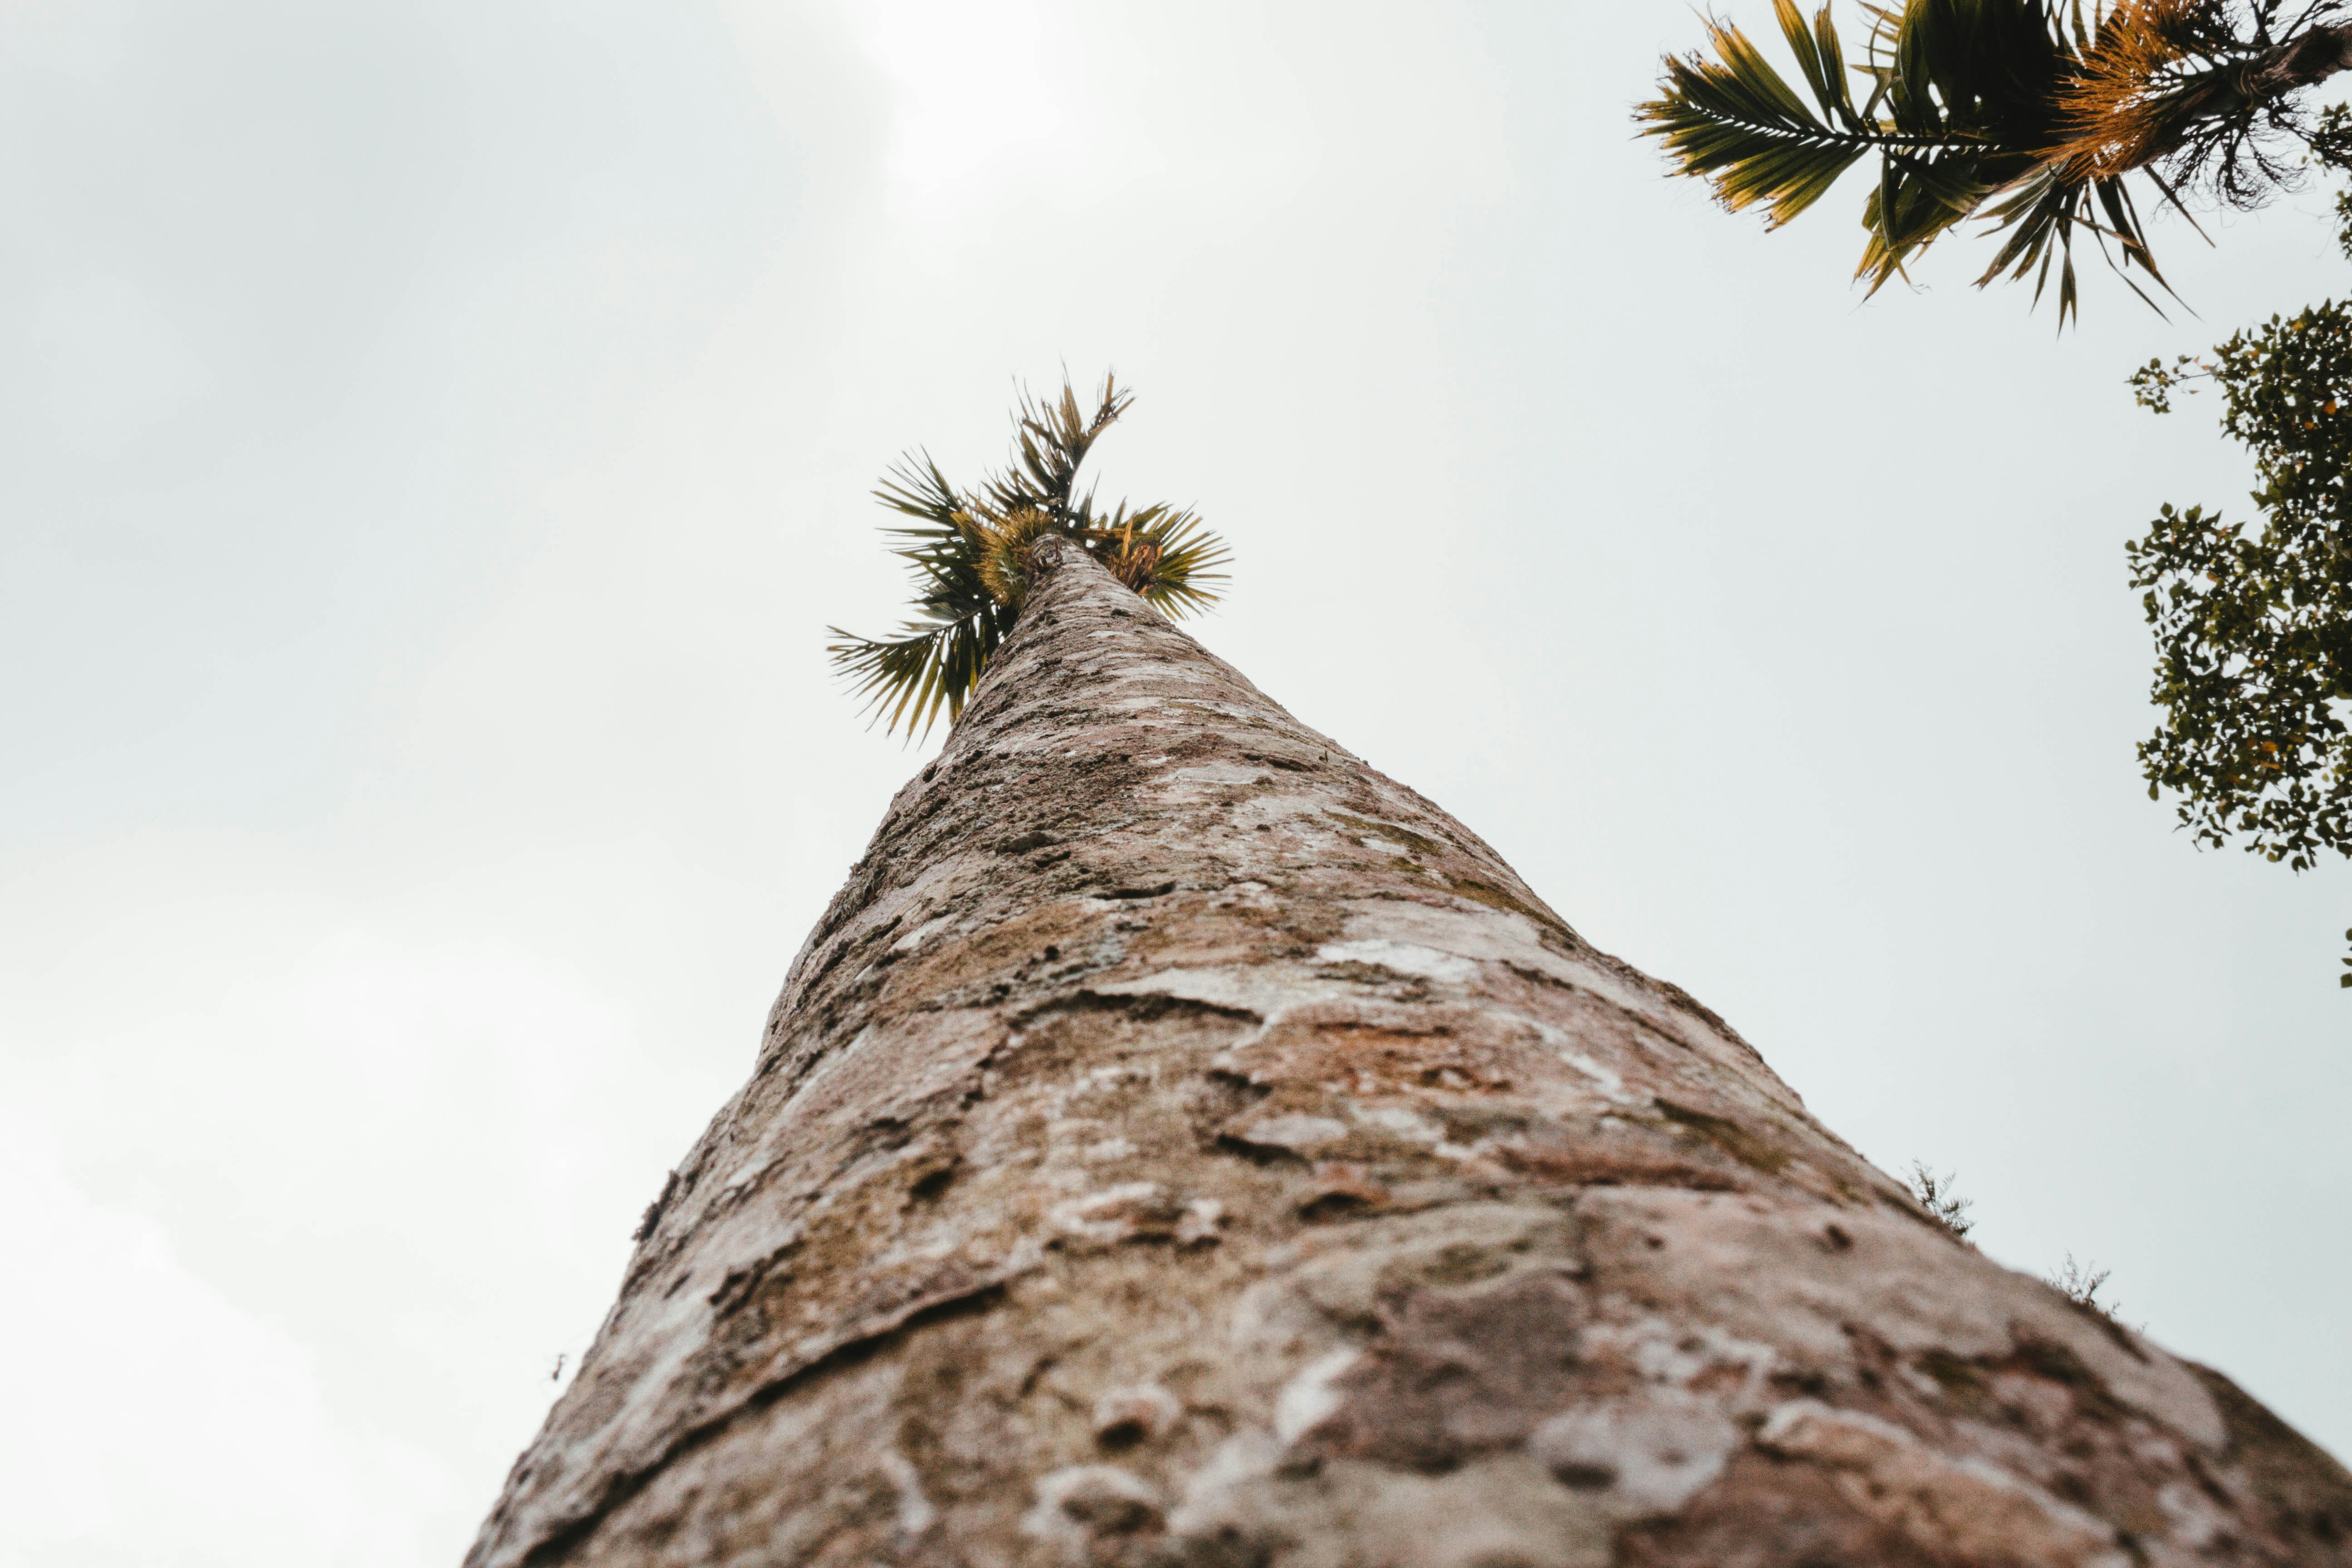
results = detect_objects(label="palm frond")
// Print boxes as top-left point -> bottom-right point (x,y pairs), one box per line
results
874,451 -> 964,529
1855,151 -> 2000,293
1641,0 -> 2068,283
1633,0 -> 2343,318
829,376 -> 1233,739
983,374 -> 1135,521
2050,0 -> 2209,176
1093,503 -> 1232,617
1968,159 -> 2177,325
826,602 -> 1010,741
1637,7 -> 1880,228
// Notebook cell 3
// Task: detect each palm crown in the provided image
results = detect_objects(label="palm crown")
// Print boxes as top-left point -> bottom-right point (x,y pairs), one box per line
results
828,376 -> 1231,739
1639,0 -> 2352,320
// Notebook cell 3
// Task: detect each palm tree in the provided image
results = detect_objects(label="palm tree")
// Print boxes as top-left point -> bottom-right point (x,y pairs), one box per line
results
466,385 -> 2352,1565
1639,0 -> 2352,320
827,375 -> 1229,740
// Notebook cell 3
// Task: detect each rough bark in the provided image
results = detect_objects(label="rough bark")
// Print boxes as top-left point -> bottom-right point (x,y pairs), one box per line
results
2249,23 -> 2352,100
468,540 -> 2352,1568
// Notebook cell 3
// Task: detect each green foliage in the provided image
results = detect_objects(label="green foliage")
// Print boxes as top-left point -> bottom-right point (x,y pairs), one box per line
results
2128,302 -> 2352,975
828,377 -> 1230,739
1640,0 -> 2352,320
1906,1160 -> 1977,1239
2046,1253 -> 2127,1323
2321,106 -> 2352,257
1638,0 -> 2171,320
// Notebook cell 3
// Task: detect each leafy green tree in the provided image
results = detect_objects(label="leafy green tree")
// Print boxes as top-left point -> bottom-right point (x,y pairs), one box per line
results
1638,0 -> 2352,318
828,376 -> 1230,738
2130,278 -> 2352,977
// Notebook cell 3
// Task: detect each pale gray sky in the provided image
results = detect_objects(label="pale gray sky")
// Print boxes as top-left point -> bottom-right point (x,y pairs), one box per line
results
4,2 -> 2347,1563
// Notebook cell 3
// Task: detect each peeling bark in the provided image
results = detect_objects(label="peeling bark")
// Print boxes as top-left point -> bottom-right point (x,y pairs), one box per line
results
468,540 -> 2352,1568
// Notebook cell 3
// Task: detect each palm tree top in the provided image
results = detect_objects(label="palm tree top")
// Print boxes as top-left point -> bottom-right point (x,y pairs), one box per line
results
1637,0 -> 2352,322
828,375 -> 1231,740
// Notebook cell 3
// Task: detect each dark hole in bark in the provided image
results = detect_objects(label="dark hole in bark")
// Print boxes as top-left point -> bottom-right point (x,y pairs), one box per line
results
1548,1460 -> 1617,1490
1062,1492 -> 1159,1533
1772,1368 -> 1833,1397
1297,1190 -> 1380,1222
1215,1132 -> 1310,1168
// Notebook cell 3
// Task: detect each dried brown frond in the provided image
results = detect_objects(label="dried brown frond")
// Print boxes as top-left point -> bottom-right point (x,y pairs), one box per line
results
2051,0 -> 2208,179
1105,534 -> 1163,595
1101,514 -> 1170,596
2060,0 -> 2239,180
2053,0 -> 2352,209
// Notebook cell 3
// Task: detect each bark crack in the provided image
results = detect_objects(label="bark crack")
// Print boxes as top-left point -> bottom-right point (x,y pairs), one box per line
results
513,1270 -> 1024,1568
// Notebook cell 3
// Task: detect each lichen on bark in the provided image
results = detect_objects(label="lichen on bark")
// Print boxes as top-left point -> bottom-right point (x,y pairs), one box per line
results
468,539 -> 2352,1568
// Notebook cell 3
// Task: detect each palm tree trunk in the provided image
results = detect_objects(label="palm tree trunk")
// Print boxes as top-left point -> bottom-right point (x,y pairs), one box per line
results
2249,21 -> 2352,99
2153,21 -> 2352,134
467,539 -> 2349,1567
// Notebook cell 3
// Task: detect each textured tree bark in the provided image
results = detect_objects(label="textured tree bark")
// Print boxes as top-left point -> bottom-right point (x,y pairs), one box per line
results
2248,22 -> 2352,99
468,540 -> 2352,1568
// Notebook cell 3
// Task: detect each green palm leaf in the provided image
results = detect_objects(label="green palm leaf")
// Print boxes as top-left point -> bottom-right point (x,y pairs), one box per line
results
1093,501 -> 1232,615
1637,7 -> 1881,229
828,377 -> 1233,739
1637,0 -> 2215,321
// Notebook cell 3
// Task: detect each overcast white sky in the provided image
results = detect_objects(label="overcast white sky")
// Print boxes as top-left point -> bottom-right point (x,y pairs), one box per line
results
5,2 -> 2348,1563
